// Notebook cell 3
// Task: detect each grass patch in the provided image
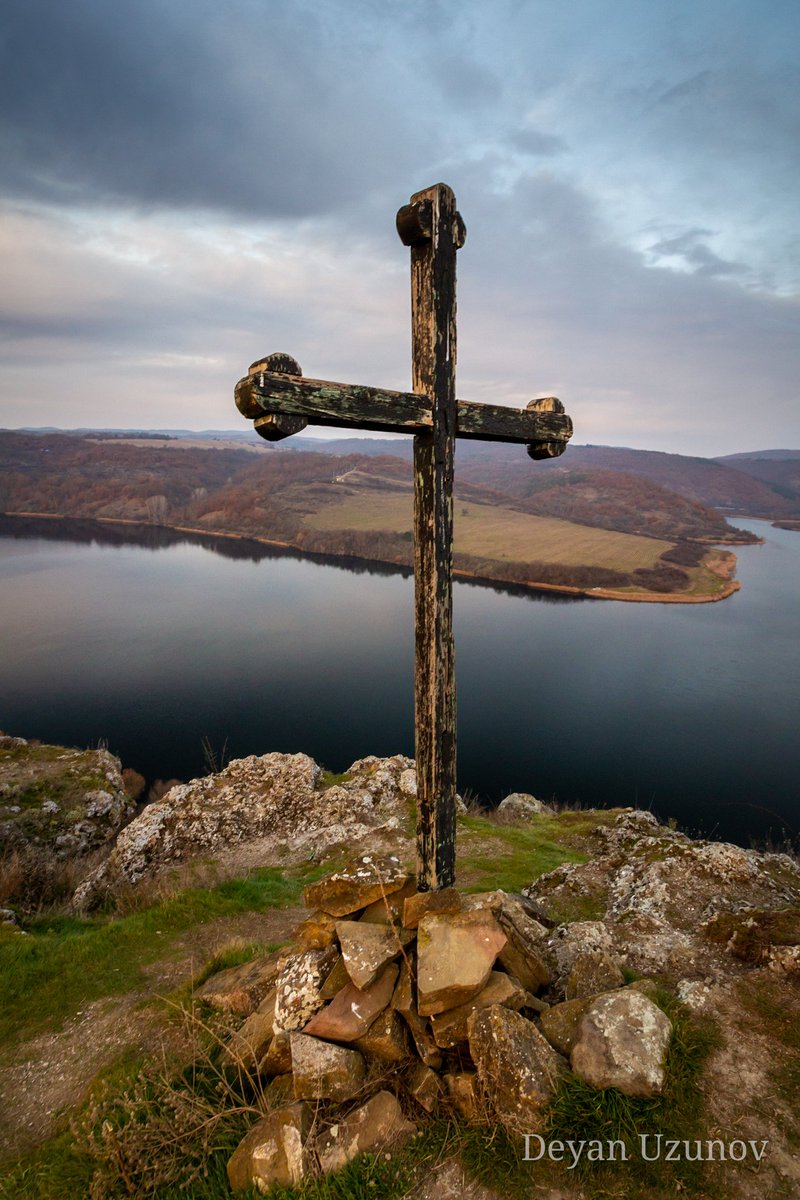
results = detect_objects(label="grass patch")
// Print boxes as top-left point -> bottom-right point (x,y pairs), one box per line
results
457,813 -> 585,892
0,867 -> 309,1046
545,991 -> 724,1195
317,769 -> 352,789
306,493 -> 672,572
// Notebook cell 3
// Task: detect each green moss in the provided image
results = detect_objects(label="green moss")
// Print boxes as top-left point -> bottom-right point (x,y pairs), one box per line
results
317,769 -> 352,789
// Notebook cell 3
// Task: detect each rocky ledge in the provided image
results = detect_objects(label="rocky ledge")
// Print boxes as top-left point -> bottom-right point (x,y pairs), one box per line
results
0,734 -> 134,859
72,753 -> 423,910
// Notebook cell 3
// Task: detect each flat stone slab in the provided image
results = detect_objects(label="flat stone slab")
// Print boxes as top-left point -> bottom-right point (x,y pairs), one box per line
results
360,878 -> 417,925
571,990 -> 672,1097
403,888 -> 462,929
430,970 -> 526,1048
353,1006 -> 409,1064
273,946 -> 338,1033
417,910 -> 507,1016
197,954 -> 279,1016
336,919 -> 413,989
303,962 -> 399,1042
468,1005 -> 566,1134
316,1090 -> 416,1174
290,1033 -> 366,1102
303,856 -> 409,917
228,1102 -> 312,1191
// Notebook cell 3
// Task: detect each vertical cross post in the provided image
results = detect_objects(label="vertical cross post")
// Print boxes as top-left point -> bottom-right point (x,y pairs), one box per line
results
397,183 -> 466,891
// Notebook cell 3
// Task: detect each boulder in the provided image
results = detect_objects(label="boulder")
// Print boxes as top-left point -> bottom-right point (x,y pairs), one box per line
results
319,955 -> 350,999
565,950 -> 625,1000
290,1033 -> 366,1102
315,1091 -> 416,1174
227,1102 -> 312,1191
495,899 -> 552,993
468,1006 -> 566,1134
336,920 -> 413,989
496,793 -> 552,820
303,963 -> 399,1042
430,971 -> 526,1049
304,855 -> 409,917
273,946 -> 338,1033
417,911 -> 507,1016
197,955 -> 279,1017
570,990 -> 672,1097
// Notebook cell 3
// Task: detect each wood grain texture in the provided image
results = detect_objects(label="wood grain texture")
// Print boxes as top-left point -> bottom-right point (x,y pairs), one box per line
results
234,374 -> 572,447
406,182 -> 460,892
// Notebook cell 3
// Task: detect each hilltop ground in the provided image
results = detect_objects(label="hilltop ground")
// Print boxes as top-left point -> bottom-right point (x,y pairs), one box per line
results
1,739 -> 798,1199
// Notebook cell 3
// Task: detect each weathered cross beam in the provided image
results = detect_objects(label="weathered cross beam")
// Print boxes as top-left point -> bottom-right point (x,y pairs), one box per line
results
234,183 -> 573,891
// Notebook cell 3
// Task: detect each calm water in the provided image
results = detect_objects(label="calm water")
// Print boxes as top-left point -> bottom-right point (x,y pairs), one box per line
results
1,515 -> 798,848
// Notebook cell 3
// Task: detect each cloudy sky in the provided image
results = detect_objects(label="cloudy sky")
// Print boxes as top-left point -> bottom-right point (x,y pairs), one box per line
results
1,0 -> 797,455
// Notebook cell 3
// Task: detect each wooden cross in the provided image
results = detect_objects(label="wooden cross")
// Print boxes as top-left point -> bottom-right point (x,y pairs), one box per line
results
234,183 -> 572,891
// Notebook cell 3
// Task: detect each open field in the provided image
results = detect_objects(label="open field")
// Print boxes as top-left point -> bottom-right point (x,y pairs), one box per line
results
306,491 -> 674,571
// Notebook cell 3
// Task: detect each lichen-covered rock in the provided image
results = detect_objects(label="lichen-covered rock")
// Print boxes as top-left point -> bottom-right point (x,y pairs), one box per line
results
565,950 -> 624,999
315,1091 -> 416,1174
336,919 -> 412,988
273,946 -> 338,1033
303,962 -> 398,1042
290,1033 -> 366,1101
468,1006 -> 566,1134
526,809 -> 800,981
73,755 -> 418,908
228,1102 -> 312,1191
306,855 -> 410,918
0,739 -> 133,860
570,990 -> 672,1096
496,793 -> 553,820
417,911 -> 507,1016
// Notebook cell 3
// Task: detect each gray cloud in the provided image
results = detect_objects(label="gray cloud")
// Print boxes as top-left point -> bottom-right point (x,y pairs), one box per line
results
647,230 -> 747,277
0,0 -> 436,218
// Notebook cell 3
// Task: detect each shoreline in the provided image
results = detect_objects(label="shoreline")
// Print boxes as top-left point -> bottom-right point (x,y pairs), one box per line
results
1,510 -> 740,604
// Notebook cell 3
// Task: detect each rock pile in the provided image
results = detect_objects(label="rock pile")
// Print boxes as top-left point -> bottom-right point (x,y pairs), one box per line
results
198,854 -> 675,1193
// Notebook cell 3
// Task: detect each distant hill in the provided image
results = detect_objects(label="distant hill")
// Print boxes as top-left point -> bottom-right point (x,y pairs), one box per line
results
0,430 -> 752,601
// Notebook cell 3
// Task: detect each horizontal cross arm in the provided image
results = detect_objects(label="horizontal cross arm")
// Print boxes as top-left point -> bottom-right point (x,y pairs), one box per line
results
235,371 -> 573,447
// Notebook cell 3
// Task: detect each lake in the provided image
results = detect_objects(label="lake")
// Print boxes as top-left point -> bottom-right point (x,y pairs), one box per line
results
1,514 -> 798,849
